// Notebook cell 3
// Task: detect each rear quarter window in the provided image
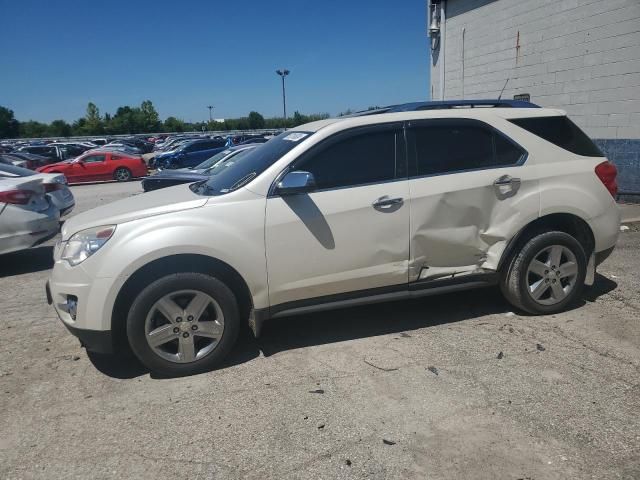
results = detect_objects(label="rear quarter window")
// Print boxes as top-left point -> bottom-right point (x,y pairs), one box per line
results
509,116 -> 603,157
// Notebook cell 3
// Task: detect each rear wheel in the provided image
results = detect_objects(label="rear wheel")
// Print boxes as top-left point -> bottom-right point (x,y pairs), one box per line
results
114,167 -> 132,182
501,231 -> 587,314
126,272 -> 240,376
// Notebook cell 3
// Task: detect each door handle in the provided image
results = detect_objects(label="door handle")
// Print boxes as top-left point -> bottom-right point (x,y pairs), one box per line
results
372,196 -> 404,208
493,175 -> 520,186
493,175 -> 521,199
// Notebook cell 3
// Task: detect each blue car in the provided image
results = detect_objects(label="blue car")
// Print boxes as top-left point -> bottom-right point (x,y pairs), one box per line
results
154,138 -> 227,169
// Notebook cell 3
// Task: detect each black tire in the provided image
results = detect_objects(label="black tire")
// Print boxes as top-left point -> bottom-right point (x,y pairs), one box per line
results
500,231 -> 587,314
113,167 -> 132,182
126,272 -> 240,376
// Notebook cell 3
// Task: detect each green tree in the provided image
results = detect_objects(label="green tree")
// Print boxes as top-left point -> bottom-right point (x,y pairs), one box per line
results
19,120 -> 49,138
84,102 -> 103,134
140,100 -> 161,132
48,119 -> 72,137
164,116 -> 185,132
0,106 -> 20,139
248,111 -> 265,129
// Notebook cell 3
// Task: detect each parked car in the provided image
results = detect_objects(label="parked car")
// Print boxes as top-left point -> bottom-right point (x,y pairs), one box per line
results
154,136 -> 202,152
1,152 -> 51,170
50,142 -> 95,157
36,150 -> 147,184
0,163 -> 75,216
107,137 -> 153,154
154,139 -> 227,170
102,143 -> 143,155
46,101 -> 620,376
16,144 -> 71,163
224,134 -> 266,147
141,145 -> 257,191
238,137 -> 269,145
0,176 -> 59,255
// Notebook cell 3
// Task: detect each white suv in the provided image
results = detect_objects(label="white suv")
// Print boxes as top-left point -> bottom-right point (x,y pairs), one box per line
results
46,102 -> 620,376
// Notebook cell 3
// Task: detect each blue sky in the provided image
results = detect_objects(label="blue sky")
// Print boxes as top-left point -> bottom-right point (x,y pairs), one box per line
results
0,0 -> 430,123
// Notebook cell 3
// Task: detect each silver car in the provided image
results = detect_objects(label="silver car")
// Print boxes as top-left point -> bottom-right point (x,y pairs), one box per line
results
0,163 -> 75,217
0,176 -> 60,255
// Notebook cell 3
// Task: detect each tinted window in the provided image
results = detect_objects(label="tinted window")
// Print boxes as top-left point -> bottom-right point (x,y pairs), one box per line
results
296,129 -> 398,189
412,122 -> 524,176
494,133 -> 525,166
509,116 -> 603,157
82,154 -> 106,163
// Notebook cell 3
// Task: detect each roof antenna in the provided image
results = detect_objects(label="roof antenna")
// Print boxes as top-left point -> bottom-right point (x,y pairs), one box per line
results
498,78 -> 509,100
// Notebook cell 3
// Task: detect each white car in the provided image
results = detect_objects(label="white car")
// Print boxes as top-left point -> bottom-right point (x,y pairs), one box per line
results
0,163 -> 75,216
1,177 -> 60,255
46,101 -> 620,376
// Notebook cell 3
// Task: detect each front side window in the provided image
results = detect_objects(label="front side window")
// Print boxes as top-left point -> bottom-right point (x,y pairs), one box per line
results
295,129 -> 399,190
193,130 -> 313,196
410,120 -> 525,176
82,154 -> 106,164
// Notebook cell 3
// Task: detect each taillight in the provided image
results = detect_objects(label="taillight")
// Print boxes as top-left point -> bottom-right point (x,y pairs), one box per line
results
595,161 -> 618,198
0,189 -> 36,205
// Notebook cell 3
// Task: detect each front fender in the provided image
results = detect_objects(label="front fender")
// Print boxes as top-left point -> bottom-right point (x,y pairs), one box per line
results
79,195 -> 268,330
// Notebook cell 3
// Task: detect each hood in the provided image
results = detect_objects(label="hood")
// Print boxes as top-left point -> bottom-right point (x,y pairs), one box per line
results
39,160 -> 73,170
61,183 -> 207,240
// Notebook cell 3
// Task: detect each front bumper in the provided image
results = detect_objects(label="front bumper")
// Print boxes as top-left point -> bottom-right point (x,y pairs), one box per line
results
46,280 -> 115,354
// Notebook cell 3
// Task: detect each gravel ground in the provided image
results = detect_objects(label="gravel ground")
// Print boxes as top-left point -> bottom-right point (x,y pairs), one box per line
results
0,182 -> 638,479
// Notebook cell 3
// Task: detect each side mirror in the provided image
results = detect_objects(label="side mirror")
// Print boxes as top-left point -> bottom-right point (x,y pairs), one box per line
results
275,171 -> 316,195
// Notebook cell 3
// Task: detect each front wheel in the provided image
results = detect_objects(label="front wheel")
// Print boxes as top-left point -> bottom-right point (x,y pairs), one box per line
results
113,167 -> 132,182
126,273 -> 240,376
501,231 -> 587,314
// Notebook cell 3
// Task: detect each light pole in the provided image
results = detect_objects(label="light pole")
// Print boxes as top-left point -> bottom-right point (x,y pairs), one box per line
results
207,105 -> 214,122
276,69 -> 290,127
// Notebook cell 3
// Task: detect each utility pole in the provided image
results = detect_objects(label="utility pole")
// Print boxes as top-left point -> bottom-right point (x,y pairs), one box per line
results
207,105 -> 214,122
275,69 -> 290,128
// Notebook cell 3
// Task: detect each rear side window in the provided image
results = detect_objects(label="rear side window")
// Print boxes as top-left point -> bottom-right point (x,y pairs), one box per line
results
296,129 -> 399,190
410,120 -> 525,176
509,116 -> 603,157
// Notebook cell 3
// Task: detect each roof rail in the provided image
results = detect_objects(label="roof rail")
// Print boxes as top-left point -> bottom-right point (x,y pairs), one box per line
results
347,99 -> 540,117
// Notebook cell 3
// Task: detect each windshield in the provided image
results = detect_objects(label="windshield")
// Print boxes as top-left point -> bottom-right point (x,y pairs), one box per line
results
205,148 -> 253,174
192,130 -> 312,196
194,149 -> 237,170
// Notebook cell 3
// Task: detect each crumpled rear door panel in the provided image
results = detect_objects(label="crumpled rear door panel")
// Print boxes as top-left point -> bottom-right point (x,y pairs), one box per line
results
408,167 -> 540,281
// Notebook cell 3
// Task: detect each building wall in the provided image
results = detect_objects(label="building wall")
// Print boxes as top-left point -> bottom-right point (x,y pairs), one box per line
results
430,0 -> 640,195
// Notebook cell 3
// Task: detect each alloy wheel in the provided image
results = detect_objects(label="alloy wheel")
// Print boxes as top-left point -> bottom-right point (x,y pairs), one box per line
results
115,169 -> 131,181
525,245 -> 578,306
144,289 -> 225,363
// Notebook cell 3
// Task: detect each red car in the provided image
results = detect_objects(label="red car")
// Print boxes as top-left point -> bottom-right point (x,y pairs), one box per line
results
37,150 -> 147,184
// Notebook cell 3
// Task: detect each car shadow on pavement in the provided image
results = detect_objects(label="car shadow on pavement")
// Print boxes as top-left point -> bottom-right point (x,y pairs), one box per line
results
0,246 -> 54,277
86,275 -> 618,380
583,273 -> 618,302
257,287 -> 511,357
86,328 -> 261,380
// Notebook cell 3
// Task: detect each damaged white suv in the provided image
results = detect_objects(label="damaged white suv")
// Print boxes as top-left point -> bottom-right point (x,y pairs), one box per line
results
47,100 -> 620,376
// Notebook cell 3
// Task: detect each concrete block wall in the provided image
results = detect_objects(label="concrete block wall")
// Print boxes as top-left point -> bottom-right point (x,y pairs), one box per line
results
430,0 -> 640,195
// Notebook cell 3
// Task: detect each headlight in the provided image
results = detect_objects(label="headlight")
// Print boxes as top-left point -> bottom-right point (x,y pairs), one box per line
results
61,225 -> 116,266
